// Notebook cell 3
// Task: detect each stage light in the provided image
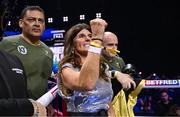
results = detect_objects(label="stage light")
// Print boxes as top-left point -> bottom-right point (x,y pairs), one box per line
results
96,13 -> 101,18
63,16 -> 68,22
48,18 -> 53,23
8,21 -> 11,26
80,14 -> 85,20
139,72 -> 142,75
153,73 -> 156,76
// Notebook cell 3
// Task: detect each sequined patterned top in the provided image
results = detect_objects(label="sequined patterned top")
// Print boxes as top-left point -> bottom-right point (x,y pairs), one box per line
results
58,63 -> 113,112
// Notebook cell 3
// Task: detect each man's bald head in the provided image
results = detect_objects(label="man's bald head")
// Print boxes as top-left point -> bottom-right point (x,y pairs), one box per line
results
103,31 -> 119,57
103,32 -> 118,43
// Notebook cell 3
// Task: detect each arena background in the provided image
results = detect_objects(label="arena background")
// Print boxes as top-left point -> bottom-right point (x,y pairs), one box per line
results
1,0 -> 180,116
0,0 -> 179,77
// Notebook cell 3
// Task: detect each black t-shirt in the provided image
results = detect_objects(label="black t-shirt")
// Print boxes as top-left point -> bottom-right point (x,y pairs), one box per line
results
0,50 -> 33,116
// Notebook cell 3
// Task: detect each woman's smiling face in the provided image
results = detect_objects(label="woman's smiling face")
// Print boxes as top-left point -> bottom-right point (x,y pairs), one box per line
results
74,29 -> 92,55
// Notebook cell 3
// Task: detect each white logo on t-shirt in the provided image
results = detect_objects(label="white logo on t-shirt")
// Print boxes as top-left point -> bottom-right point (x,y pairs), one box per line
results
12,68 -> 23,75
17,45 -> 27,55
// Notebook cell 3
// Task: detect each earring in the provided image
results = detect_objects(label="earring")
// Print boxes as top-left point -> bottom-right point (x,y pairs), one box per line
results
71,48 -> 74,54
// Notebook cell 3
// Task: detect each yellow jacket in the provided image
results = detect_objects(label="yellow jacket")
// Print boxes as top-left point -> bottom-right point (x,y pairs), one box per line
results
112,80 -> 145,117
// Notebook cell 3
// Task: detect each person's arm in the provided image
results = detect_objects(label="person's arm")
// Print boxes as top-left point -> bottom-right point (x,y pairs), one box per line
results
0,99 -> 33,116
110,70 -> 136,90
61,19 -> 107,91
108,102 -> 116,117
61,50 -> 102,91
0,99 -> 46,116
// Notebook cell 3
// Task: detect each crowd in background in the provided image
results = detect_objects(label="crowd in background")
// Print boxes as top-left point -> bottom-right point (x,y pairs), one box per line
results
133,74 -> 180,116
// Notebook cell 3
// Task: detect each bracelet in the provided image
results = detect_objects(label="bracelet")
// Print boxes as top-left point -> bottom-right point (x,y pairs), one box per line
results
109,70 -> 119,79
29,99 -> 39,116
91,38 -> 103,42
90,41 -> 104,48
114,71 -> 119,78
88,46 -> 102,54
109,70 -> 115,79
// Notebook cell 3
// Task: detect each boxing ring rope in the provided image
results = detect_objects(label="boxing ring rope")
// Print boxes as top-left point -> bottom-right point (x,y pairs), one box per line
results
37,79 -> 180,107
37,85 -> 58,107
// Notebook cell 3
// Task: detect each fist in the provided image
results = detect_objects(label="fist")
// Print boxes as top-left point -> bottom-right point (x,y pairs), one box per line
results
90,18 -> 107,39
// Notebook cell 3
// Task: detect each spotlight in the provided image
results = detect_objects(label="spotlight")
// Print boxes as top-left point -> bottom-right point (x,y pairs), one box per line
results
48,18 -> 53,23
63,16 -> 68,22
80,14 -> 85,20
8,21 -> 11,26
96,13 -> 101,18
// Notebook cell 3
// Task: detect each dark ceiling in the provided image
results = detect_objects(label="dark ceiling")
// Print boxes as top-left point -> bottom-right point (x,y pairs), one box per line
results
1,0 -> 179,77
